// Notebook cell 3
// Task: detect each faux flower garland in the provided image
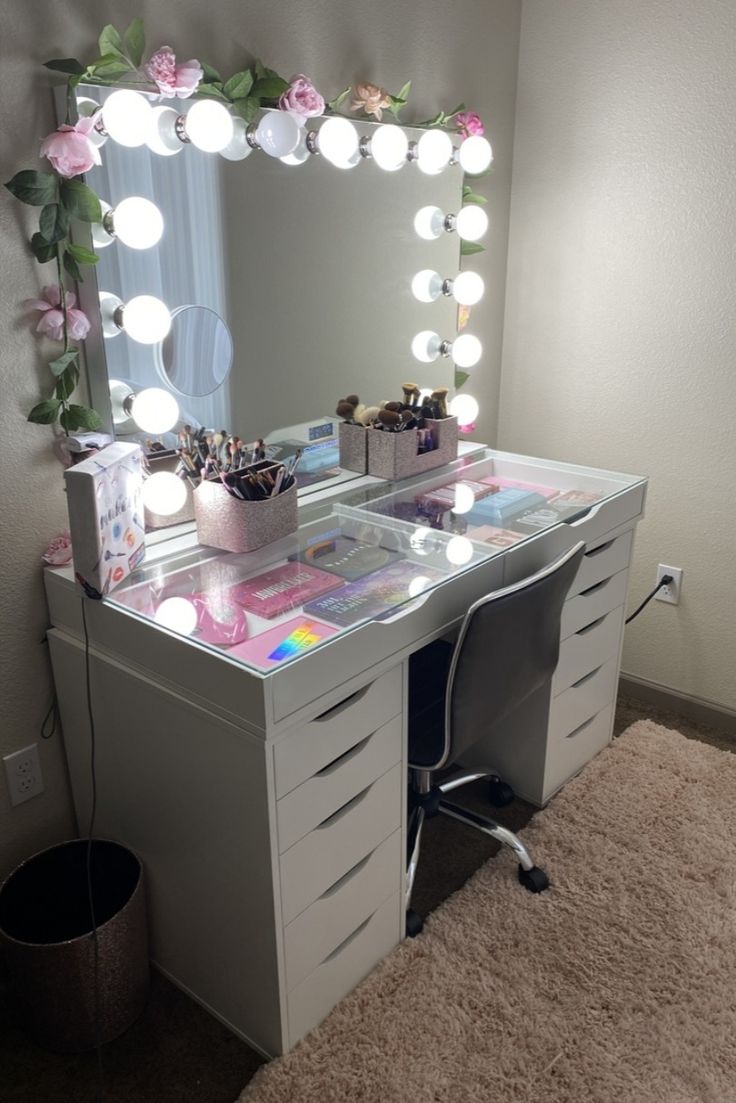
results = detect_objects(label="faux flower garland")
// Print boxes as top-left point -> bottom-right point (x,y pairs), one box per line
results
4,17 -> 490,433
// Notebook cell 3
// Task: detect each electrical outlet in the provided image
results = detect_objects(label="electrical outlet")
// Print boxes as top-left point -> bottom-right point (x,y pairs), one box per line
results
3,743 -> 44,807
655,564 -> 683,606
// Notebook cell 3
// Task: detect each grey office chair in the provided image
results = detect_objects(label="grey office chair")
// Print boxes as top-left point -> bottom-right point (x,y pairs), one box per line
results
406,540 -> 586,936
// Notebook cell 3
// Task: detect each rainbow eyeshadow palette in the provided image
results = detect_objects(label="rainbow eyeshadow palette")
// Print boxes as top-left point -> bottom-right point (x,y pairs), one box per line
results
229,616 -> 338,669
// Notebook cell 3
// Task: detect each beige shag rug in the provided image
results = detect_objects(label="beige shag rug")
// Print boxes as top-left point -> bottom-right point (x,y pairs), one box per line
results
240,721 -> 736,1102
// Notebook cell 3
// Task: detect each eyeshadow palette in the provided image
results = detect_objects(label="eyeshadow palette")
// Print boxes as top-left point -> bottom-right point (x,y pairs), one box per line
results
230,561 -> 344,619
290,536 -> 403,581
229,616 -> 338,669
304,560 -> 447,627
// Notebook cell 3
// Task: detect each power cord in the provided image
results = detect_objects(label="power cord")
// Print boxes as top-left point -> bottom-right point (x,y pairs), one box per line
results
625,575 -> 673,625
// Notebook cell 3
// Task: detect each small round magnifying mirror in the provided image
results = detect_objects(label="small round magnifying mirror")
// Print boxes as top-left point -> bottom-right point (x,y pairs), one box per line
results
157,305 -> 233,397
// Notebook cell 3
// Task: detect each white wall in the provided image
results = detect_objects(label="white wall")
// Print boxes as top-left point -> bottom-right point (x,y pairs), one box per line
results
500,0 -> 736,711
0,0 -> 521,877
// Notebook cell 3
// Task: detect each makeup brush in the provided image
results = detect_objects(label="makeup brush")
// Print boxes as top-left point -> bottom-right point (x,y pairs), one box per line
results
336,399 -> 357,423
402,382 -> 420,407
358,405 -> 380,426
431,387 -> 450,418
377,408 -> 402,431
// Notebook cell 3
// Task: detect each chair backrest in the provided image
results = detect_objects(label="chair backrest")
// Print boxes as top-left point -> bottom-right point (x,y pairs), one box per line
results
440,540 -> 586,770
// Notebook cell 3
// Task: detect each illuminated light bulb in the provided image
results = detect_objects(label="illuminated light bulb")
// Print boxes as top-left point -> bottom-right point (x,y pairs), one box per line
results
452,483 -> 476,515
454,205 -> 489,241
219,117 -> 252,162
411,269 -> 443,303
101,90 -> 152,148
408,575 -> 433,598
146,106 -> 183,156
108,196 -> 164,250
451,333 -> 482,368
317,117 -> 360,168
130,387 -> 180,434
450,271 -> 485,306
449,394 -> 480,425
446,535 -> 474,567
280,130 -> 310,165
76,96 -> 107,149
414,205 -> 445,240
142,471 -> 188,515
370,124 -> 408,171
154,597 -> 198,636
416,129 -> 453,174
458,135 -> 493,175
411,330 -> 442,363
255,110 -> 300,157
121,295 -> 172,344
409,525 -> 433,556
184,100 -> 234,153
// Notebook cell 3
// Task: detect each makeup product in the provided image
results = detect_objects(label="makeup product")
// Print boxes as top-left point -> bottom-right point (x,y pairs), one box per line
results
231,561 -> 344,619
228,615 -> 338,669
466,489 -> 548,528
304,560 -> 447,627
290,536 -> 403,581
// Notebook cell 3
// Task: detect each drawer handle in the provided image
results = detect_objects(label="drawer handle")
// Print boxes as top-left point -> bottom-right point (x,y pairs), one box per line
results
579,575 -> 612,598
322,912 -> 374,964
566,714 -> 597,740
569,500 -> 605,527
576,613 -> 607,636
314,682 -> 372,723
585,538 -> 615,558
316,781 -> 372,830
570,664 -> 603,689
319,849 -> 373,900
316,734 -> 373,778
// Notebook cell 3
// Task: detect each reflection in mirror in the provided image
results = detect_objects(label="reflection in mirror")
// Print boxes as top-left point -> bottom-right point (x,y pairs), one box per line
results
158,305 -> 234,397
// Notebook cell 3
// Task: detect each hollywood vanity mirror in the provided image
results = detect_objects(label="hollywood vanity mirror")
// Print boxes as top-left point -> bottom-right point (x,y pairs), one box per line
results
67,84 -> 489,524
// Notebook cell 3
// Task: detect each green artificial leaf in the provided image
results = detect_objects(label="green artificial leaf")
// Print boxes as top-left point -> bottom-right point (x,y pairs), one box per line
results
89,53 -> 135,79
197,82 -> 228,101
49,349 -> 80,377
396,80 -> 412,104
60,404 -> 103,431
66,242 -> 99,265
327,86 -> 351,112
252,76 -> 289,100
63,250 -> 83,282
122,18 -> 145,67
30,233 -> 58,263
44,57 -> 86,75
39,203 -> 70,244
200,60 -> 222,83
5,170 -> 58,207
426,111 -> 445,128
253,58 -> 267,80
460,241 -> 485,256
28,399 -> 62,425
55,363 -> 80,401
98,24 -> 124,58
223,69 -> 254,101
445,102 -> 465,119
231,97 -> 260,124
462,186 -> 487,205
59,179 -> 102,223
454,370 -> 470,390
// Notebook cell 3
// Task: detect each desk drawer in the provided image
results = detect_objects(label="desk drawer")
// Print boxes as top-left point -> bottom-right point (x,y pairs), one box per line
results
280,764 -> 402,925
277,716 -> 401,853
569,530 -> 633,598
544,705 -> 614,797
561,568 -> 629,639
273,667 -> 402,799
548,658 -> 618,743
287,892 -> 399,1046
283,830 -> 401,992
553,606 -> 624,696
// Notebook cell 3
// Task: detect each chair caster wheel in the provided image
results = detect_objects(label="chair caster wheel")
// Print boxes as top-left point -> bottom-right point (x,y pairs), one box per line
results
518,865 -> 549,893
488,777 -> 515,807
406,909 -> 424,938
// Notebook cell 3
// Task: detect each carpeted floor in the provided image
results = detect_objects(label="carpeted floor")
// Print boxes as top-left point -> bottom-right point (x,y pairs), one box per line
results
240,719 -> 736,1103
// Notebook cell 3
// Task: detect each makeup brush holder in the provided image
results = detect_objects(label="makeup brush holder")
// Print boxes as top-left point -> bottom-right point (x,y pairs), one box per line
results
338,423 -> 369,473
367,417 -> 459,480
194,476 -> 298,554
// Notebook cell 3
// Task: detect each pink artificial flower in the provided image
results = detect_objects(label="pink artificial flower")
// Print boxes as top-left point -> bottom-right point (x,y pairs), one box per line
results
458,421 -> 477,434
350,82 -> 392,121
145,46 -> 203,98
25,285 -> 91,342
43,531 -> 73,567
457,304 -> 471,331
40,117 -> 102,178
455,111 -> 485,138
278,74 -> 325,126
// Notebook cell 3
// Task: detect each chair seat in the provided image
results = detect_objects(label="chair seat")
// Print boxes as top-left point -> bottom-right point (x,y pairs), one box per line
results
409,639 -> 454,769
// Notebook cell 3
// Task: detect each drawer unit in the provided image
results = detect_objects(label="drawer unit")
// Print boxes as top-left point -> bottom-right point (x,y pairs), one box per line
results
276,716 -> 402,852
279,764 -> 403,925
569,530 -> 633,598
283,830 -> 401,992
548,658 -> 618,743
553,605 -> 624,696
273,667 -> 402,799
544,705 -> 614,797
287,892 -> 400,1046
561,567 -> 629,639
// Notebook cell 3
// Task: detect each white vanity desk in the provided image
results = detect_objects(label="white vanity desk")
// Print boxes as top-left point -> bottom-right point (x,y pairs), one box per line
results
45,447 -> 646,1056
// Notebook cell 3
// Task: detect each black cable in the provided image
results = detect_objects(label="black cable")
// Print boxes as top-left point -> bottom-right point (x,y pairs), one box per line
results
625,575 -> 673,624
81,598 -> 105,1102
40,694 -> 59,740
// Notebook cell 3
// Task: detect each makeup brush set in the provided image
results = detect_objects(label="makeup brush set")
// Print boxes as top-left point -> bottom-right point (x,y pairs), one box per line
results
194,456 -> 300,554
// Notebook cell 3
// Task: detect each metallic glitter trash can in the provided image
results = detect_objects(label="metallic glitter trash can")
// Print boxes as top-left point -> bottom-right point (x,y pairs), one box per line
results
0,839 -> 149,1052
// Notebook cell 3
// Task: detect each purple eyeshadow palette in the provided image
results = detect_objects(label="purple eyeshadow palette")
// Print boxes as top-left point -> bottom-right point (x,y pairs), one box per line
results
230,561 -> 345,619
290,536 -> 403,582
304,560 -> 447,627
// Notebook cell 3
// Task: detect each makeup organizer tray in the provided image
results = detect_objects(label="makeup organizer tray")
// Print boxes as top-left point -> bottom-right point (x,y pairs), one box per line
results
194,461 -> 298,554
366,416 -> 458,480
